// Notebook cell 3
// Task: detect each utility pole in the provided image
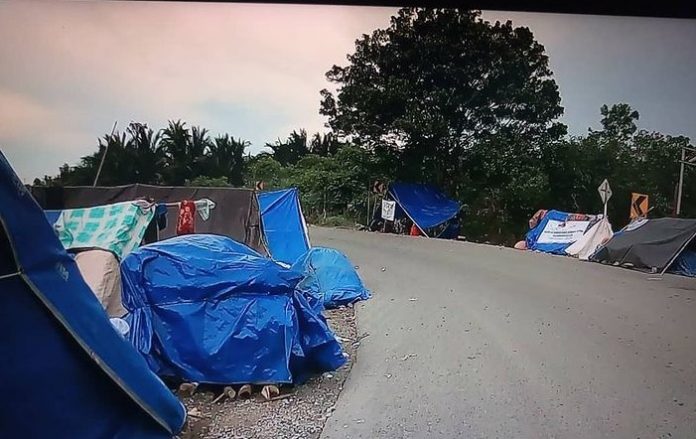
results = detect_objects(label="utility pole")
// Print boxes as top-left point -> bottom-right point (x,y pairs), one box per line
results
676,145 -> 696,216
93,121 -> 118,187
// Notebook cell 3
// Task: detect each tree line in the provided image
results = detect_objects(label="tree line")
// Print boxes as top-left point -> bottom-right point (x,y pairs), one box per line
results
35,8 -> 695,244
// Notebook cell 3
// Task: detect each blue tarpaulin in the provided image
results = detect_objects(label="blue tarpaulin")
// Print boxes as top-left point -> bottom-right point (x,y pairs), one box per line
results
0,152 -> 185,439
258,188 -> 311,265
44,209 -> 62,226
388,183 -> 460,233
526,210 -> 593,255
292,247 -> 372,309
120,234 -> 345,385
670,249 -> 696,277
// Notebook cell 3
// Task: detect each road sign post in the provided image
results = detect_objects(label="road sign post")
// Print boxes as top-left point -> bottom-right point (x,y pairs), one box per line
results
597,179 -> 612,218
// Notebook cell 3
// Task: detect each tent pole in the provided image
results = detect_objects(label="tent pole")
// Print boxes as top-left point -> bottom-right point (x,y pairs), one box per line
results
660,230 -> 696,275
677,146 -> 686,216
93,121 -> 118,187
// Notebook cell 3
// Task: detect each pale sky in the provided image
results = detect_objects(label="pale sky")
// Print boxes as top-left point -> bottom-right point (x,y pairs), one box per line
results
1,2 -> 695,182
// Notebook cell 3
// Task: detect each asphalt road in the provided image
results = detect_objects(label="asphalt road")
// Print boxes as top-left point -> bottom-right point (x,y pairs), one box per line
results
311,226 -> 696,439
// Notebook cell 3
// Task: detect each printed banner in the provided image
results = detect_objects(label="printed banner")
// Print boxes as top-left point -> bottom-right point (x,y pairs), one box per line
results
381,200 -> 396,221
536,219 -> 590,244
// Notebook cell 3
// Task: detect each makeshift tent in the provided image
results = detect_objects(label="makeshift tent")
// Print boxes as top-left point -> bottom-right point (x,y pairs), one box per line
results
74,249 -> 126,317
386,182 -> 461,238
0,152 -> 185,438
31,184 -> 265,254
565,216 -> 614,260
591,217 -> 696,274
258,188 -> 310,265
525,209 -> 596,255
120,234 -> 345,385
292,247 -> 372,309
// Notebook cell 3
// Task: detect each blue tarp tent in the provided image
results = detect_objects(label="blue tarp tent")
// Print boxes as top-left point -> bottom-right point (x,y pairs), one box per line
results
388,183 -> 460,237
0,152 -> 185,439
292,247 -> 372,309
258,188 -> 310,265
120,234 -> 345,385
526,210 -> 594,255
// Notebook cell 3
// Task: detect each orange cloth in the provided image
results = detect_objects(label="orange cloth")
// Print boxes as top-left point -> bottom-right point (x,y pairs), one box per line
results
410,224 -> 421,236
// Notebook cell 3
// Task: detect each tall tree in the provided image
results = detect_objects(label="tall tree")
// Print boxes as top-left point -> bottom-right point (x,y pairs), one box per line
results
206,134 -> 249,186
266,129 -> 310,166
320,8 -> 565,188
125,122 -> 164,184
160,120 -> 194,185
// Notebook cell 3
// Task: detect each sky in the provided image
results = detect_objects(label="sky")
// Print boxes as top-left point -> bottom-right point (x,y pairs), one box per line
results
1,2 -> 695,182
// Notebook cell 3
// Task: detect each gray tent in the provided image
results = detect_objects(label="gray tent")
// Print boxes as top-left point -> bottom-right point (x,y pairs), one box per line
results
30,184 -> 265,254
590,217 -> 696,274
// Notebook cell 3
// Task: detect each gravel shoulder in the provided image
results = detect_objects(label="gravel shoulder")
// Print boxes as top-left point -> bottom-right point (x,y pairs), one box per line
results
178,306 -> 362,439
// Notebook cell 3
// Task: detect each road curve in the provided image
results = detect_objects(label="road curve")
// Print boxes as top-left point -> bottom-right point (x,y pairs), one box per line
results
312,226 -> 696,439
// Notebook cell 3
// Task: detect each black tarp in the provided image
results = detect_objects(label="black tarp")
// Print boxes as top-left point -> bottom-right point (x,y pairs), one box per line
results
30,184 -> 265,254
590,217 -> 696,273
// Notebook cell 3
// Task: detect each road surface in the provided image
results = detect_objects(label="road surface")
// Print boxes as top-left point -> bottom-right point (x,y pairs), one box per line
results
311,227 -> 696,439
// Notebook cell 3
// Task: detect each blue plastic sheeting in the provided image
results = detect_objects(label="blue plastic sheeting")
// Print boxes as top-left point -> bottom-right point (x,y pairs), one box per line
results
669,249 -> 696,277
292,247 -> 372,309
44,209 -> 62,225
258,188 -> 310,265
388,183 -> 460,232
0,152 -> 185,439
526,210 -> 592,255
120,234 -> 345,385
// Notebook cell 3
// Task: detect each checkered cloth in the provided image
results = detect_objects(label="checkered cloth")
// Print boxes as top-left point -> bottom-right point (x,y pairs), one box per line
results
54,201 -> 155,259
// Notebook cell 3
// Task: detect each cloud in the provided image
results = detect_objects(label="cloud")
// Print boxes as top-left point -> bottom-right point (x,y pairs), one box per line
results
0,1 -> 397,180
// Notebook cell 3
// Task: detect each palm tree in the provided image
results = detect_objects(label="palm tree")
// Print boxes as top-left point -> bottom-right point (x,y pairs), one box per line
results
125,122 -> 164,184
265,129 -> 309,166
160,120 -> 194,185
206,134 -> 250,186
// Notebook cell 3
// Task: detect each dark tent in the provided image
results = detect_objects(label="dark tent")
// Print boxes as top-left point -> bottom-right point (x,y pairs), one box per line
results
30,184 -> 264,254
0,153 -> 186,438
384,182 -> 461,238
590,217 -> 696,274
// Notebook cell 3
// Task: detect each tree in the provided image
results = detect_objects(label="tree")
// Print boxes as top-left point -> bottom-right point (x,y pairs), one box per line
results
124,122 -> 164,184
266,129 -> 310,166
308,132 -> 344,157
320,8 -> 565,189
205,135 -> 249,186
160,120 -> 194,185
185,176 -> 231,187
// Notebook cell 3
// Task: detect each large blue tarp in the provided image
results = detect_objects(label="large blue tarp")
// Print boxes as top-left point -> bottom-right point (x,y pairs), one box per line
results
292,247 -> 372,309
525,210 -> 593,255
120,234 -> 345,385
258,188 -> 311,265
0,152 -> 185,438
388,183 -> 460,232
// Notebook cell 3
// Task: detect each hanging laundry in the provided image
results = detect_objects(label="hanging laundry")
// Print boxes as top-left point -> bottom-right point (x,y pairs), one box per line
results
194,198 -> 216,221
177,200 -> 196,235
53,201 -> 155,259
155,204 -> 168,230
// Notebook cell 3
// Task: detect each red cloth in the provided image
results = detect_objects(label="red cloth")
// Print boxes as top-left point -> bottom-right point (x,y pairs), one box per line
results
176,200 -> 196,235
410,224 -> 421,236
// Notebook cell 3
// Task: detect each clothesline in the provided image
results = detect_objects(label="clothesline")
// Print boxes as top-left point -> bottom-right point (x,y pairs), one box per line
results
132,198 -> 217,210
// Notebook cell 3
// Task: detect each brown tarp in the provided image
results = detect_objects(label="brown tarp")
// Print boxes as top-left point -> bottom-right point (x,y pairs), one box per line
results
31,184 -> 266,254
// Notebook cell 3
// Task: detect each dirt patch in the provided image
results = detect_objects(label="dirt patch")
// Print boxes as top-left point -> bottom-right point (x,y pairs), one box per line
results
178,306 -> 360,439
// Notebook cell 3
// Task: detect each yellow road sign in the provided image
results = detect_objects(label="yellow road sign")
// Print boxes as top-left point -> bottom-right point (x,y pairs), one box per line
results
630,193 -> 649,219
